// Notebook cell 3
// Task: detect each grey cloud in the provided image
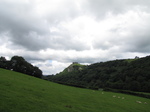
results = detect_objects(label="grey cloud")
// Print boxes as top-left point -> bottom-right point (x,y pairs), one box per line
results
84,0 -> 150,18
49,34 -> 90,51
92,40 -> 114,50
0,0 -> 88,51
0,1 -> 50,50
123,20 -> 150,53
127,36 -> 150,53
45,1 -> 82,24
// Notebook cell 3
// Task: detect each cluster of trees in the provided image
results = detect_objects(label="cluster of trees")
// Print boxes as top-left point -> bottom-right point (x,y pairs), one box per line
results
47,56 -> 150,92
0,56 -> 43,78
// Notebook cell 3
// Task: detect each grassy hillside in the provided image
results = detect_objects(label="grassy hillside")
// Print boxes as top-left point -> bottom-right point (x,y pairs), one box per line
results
0,68 -> 150,112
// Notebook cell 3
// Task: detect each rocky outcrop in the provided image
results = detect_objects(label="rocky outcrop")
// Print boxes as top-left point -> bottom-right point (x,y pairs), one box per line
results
67,62 -> 85,72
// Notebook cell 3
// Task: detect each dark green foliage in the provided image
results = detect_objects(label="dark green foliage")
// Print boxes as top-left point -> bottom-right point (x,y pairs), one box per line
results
48,56 -> 150,92
0,56 -> 42,78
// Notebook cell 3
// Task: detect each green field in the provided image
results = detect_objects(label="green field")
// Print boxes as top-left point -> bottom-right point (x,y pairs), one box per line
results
0,68 -> 150,112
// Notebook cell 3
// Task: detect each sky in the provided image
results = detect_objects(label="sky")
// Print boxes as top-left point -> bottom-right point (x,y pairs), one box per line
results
0,0 -> 150,75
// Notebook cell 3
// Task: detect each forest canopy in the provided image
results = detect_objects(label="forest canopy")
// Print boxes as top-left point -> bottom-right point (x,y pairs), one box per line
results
46,56 -> 150,92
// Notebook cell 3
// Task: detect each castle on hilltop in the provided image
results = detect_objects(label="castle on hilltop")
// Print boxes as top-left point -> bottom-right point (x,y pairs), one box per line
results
72,62 -> 79,64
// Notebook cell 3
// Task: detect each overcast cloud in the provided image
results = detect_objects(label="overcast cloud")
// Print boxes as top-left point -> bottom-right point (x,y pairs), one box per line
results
0,0 -> 150,75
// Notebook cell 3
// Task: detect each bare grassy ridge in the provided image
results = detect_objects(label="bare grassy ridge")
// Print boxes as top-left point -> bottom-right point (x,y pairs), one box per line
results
0,68 -> 150,112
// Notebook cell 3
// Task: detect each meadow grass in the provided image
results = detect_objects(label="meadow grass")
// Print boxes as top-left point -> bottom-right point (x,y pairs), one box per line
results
0,68 -> 150,112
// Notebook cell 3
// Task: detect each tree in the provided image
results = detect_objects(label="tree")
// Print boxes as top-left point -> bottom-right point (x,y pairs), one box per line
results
0,56 -> 6,61
130,81 -> 141,91
10,56 -> 42,78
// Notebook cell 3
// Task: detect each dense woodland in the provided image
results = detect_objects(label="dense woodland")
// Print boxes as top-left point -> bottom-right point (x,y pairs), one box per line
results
46,56 -> 150,92
0,56 -> 43,78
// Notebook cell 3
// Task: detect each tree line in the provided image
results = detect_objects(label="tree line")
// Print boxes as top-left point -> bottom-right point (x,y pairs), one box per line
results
46,56 -> 150,92
0,56 -> 43,78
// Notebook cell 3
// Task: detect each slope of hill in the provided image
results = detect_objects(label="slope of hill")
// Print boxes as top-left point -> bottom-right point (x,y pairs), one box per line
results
1,68 -> 150,112
0,56 -> 43,78
48,56 -> 150,92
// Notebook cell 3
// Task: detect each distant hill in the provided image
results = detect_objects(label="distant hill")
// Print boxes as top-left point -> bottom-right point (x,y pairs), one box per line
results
0,68 -> 150,112
47,56 -> 150,92
0,56 -> 43,78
